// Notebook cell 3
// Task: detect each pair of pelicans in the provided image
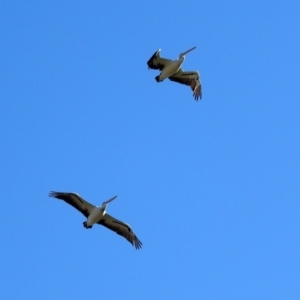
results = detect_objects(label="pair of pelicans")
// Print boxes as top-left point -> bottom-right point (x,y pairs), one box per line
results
50,47 -> 202,250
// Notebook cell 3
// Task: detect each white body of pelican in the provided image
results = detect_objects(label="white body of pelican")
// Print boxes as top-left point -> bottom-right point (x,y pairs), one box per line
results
147,46 -> 202,100
49,191 -> 142,249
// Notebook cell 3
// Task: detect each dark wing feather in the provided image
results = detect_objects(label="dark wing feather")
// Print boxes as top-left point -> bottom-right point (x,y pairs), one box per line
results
169,69 -> 202,100
49,191 -> 95,218
98,213 -> 142,249
147,49 -> 171,71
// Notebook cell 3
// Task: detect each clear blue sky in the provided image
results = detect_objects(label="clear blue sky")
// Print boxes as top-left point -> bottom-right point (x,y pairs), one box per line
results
1,1 -> 299,299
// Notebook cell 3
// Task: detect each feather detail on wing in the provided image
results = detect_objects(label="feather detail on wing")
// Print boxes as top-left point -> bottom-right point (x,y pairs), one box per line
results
49,191 -> 95,218
169,69 -> 202,100
98,213 -> 143,249
147,49 -> 171,71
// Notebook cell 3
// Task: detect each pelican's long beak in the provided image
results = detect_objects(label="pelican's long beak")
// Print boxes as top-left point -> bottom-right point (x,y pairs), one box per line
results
181,46 -> 196,56
104,195 -> 117,204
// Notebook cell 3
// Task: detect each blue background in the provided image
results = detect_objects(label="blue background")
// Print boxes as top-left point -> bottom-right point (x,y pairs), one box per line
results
1,1 -> 299,299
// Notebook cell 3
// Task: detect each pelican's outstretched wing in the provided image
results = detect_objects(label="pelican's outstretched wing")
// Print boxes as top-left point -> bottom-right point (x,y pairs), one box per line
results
98,214 -> 142,249
147,49 -> 172,70
169,69 -> 202,100
49,191 -> 95,218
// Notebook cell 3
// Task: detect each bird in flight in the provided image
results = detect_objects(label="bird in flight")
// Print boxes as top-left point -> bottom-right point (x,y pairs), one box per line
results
49,191 -> 142,249
147,46 -> 202,100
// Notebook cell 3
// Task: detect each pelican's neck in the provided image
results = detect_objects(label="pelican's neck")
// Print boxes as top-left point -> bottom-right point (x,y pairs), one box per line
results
178,55 -> 185,62
99,203 -> 107,211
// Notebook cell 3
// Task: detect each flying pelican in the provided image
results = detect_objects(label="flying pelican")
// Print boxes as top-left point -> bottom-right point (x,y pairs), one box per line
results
147,46 -> 202,100
49,191 -> 142,249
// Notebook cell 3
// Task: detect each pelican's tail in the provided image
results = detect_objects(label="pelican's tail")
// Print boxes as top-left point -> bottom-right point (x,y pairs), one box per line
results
155,75 -> 160,82
83,221 -> 92,229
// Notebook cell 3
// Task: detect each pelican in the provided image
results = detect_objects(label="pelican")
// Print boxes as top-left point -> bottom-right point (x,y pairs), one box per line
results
147,46 -> 202,100
49,191 -> 142,249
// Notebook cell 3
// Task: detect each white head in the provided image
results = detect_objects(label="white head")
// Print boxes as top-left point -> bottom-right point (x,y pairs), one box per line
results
179,46 -> 196,58
102,195 -> 117,207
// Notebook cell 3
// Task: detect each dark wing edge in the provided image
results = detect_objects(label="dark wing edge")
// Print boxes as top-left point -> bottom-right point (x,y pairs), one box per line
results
147,49 -> 171,71
49,191 -> 95,218
169,70 -> 202,100
98,214 -> 143,250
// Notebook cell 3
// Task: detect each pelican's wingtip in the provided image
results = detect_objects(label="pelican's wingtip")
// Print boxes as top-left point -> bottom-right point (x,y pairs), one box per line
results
49,191 -> 58,198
